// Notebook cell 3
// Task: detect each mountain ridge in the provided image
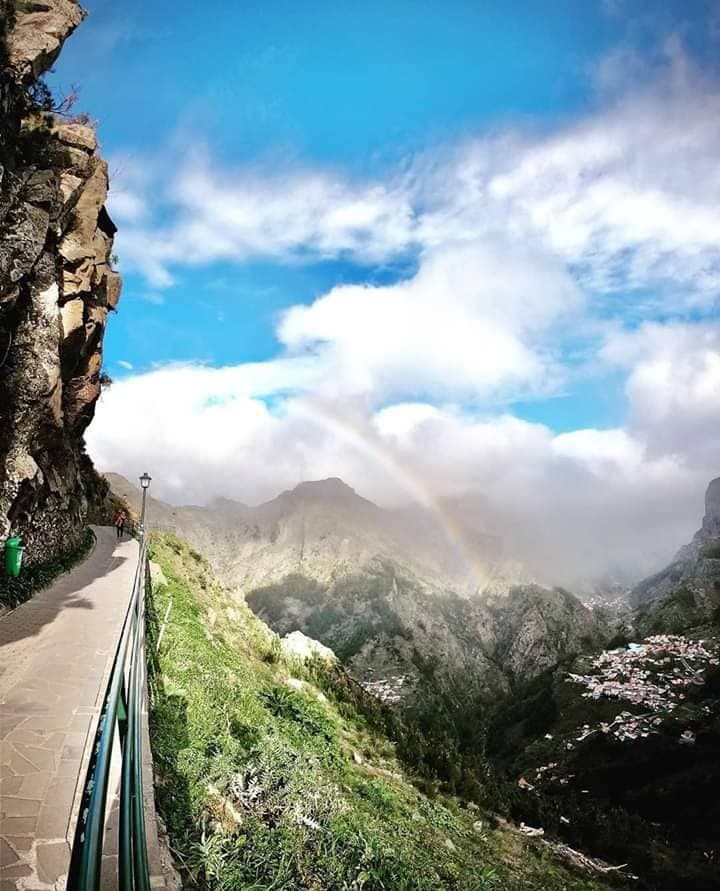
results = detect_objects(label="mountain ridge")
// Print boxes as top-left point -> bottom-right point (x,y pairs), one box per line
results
631,476 -> 720,632
105,472 -> 532,594
107,471 -> 606,703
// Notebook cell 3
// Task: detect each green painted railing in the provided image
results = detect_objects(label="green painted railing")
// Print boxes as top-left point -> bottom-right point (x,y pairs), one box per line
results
68,536 -> 151,891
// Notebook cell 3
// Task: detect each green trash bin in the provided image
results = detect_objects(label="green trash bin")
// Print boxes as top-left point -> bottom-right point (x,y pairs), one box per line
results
5,537 -> 24,577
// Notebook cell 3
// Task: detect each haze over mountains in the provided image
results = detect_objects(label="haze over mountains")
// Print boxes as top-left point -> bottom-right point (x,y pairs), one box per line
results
108,472 -> 555,597
106,469 -> 674,597
108,472 -> 607,696
109,470 -> 719,697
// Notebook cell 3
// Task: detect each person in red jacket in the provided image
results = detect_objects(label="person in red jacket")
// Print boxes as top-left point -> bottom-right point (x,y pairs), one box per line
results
114,508 -> 127,539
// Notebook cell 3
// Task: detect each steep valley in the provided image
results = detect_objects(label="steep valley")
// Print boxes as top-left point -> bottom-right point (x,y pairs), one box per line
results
145,531 -> 619,891
111,471 -> 720,889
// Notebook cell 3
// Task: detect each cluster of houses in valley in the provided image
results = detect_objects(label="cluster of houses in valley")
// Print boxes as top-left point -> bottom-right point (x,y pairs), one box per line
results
361,674 -> 410,704
563,635 -> 719,743
566,634 -> 719,722
518,635 -> 720,793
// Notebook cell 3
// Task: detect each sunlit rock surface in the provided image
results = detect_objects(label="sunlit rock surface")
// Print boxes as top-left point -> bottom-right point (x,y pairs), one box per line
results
0,0 -> 121,564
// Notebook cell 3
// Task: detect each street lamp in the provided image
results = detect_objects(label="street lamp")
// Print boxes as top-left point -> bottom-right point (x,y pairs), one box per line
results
139,472 -> 152,538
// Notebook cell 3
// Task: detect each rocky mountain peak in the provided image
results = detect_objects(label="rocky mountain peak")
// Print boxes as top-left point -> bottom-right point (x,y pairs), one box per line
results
630,474 -> 720,621
290,477 -> 360,501
703,476 -> 720,533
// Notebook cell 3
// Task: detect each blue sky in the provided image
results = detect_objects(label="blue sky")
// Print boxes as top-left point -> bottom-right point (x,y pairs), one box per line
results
50,0 -> 716,387
57,0 -> 617,157
50,0 -> 624,385
49,0 -> 720,581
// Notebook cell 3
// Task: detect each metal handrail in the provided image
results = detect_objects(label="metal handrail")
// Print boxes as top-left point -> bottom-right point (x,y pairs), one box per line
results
68,536 -> 151,890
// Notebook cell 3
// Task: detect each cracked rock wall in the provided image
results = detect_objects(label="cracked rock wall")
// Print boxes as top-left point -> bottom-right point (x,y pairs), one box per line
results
0,0 -> 122,565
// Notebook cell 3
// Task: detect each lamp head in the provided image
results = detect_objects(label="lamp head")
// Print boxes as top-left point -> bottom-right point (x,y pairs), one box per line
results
139,472 -> 152,490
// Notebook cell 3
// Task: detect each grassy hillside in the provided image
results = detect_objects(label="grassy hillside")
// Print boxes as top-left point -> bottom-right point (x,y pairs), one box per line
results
146,533 -> 610,891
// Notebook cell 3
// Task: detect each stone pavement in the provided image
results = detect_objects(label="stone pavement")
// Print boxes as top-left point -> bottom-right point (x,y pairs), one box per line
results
0,526 -> 148,889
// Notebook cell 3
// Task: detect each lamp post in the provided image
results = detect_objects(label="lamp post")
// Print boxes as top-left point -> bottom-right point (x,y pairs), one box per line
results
139,472 -> 152,539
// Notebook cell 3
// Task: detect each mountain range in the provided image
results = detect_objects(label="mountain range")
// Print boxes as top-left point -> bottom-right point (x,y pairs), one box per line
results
108,469 -> 720,888
107,472 -> 607,702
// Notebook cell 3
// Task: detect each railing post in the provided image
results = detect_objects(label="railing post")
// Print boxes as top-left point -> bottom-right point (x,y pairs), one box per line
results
132,567 -> 151,891
118,683 -> 129,751
121,538 -> 151,891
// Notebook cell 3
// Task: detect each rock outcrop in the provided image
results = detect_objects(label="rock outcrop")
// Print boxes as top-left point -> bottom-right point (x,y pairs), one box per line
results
280,630 -> 336,664
631,476 -> 720,628
6,0 -> 84,80
678,476 -> 720,561
0,0 -> 121,564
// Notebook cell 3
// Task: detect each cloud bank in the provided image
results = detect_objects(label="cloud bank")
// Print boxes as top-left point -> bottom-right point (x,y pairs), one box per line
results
93,45 -> 720,589
89,311 -> 720,587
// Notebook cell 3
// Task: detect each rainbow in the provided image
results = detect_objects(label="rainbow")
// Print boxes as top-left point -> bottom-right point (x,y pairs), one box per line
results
288,398 -> 491,591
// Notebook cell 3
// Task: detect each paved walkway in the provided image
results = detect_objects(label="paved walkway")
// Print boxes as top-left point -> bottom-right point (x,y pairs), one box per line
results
0,527 -> 144,889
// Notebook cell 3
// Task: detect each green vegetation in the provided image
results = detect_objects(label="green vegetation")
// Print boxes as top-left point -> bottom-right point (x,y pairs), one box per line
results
243,567 -> 495,802
0,526 -> 94,610
147,533 -> 609,890
484,647 -> 720,890
635,587 -> 706,635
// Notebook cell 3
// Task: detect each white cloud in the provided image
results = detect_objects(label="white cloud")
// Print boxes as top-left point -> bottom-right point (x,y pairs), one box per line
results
414,45 -> 720,308
373,404 -> 554,498
369,401 -> 698,585
88,358 -> 708,588
602,321 -> 720,467
107,188 -> 147,224
117,359 -> 134,370
114,45 -> 720,314
552,428 -> 645,476
277,241 -> 581,403
88,363 -> 312,503
115,154 -> 417,286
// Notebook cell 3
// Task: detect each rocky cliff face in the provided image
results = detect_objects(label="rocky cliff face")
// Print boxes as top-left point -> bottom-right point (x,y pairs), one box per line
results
248,571 -> 603,702
631,476 -> 720,630
0,0 -> 121,565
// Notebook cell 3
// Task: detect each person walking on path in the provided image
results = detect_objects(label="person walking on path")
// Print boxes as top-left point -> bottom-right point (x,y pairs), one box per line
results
114,508 -> 127,539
